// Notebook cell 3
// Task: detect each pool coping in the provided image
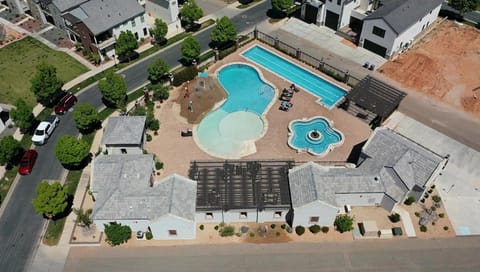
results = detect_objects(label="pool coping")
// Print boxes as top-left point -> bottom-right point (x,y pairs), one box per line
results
192,62 -> 279,159
240,43 -> 348,110
287,116 -> 345,157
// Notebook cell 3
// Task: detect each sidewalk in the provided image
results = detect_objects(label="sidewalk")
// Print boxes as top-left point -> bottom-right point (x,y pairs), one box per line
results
393,206 -> 417,238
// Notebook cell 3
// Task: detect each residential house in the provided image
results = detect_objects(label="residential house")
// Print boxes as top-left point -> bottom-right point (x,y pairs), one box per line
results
145,0 -> 181,35
101,116 -> 146,155
288,127 -> 445,227
91,154 -> 197,240
300,0 -> 443,58
0,105 -> 12,134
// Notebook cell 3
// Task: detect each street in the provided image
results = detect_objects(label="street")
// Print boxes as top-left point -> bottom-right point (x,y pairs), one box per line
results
64,237 -> 480,272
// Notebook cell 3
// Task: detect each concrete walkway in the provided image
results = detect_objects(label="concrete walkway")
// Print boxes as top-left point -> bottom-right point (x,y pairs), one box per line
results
393,205 -> 417,238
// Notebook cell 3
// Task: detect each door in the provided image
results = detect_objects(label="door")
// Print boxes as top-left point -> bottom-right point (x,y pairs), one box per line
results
304,4 -> 318,24
363,39 -> 387,57
325,10 -> 339,30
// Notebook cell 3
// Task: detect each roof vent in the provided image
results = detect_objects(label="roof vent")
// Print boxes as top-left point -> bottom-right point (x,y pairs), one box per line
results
374,176 -> 379,182
129,206 -> 133,209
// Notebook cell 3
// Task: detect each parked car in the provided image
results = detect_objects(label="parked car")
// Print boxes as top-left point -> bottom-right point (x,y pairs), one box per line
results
54,93 -> 77,114
18,149 -> 38,175
32,115 -> 60,145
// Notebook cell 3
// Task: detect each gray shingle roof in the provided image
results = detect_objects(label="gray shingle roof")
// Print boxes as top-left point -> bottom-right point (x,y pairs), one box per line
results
365,0 -> 443,34
101,116 -> 146,146
68,0 -> 145,36
52,0 -> 89,12
91,155 -> 197,221
289,128 -> 443,208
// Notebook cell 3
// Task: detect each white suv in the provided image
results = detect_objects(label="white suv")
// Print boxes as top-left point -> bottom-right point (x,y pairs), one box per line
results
32,115 -> 60,145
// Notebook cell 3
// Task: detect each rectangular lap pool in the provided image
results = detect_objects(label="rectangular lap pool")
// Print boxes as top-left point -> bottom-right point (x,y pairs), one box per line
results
242,45 -> 347,108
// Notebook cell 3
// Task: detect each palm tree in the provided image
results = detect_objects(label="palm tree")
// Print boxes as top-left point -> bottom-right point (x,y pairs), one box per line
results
74,208 -> 93,229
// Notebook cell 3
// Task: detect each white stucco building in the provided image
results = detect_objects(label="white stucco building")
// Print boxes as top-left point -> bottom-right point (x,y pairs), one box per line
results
145,0 -> 181,35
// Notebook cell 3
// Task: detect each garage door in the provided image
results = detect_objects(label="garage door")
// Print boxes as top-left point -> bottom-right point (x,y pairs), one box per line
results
304,4 -> 318,24
363,39 -> 387,57
325,10 -> 339,30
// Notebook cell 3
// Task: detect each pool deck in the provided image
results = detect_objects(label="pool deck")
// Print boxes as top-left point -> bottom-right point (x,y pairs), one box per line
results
145,41 -> 372,178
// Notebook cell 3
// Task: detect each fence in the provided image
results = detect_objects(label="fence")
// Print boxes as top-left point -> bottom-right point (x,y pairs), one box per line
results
250,29 -> 362,87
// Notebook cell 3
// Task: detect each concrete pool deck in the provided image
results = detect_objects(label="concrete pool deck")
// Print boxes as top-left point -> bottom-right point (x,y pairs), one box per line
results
145,41 -> 371,178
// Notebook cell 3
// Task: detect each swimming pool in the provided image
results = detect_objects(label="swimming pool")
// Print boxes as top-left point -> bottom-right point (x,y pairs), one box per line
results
243,45 -> 346,108
288,117 -> 344,156
196,64 -> 275,158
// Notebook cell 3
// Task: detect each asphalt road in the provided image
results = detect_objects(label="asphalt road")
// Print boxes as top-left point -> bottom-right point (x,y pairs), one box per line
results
64,237 -> 480,272
0,2 -> 270,272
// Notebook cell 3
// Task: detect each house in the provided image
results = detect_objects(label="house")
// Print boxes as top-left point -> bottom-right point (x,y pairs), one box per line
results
300,0 -> 443,58
101,116 -> 146,155
0,105 -> 12,134
91,154 -> 197,240
145,0 -> 181,35
31,0 -> 148,59
288,127 -> 445,227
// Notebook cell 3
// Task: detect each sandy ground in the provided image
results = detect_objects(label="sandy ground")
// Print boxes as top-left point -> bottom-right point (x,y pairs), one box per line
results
379,20 -> 480,117
145,41 -> 372,179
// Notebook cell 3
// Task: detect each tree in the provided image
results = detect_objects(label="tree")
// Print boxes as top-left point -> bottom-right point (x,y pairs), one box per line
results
30,63 -> 64,105
115,30 -> 138,61
211,16 -> 237,48
150,18 -> 168,43
104,222 -> 132,246
0,136 -> 23,166
32,181 -> 69,220
448,0 -> 480,14
334,214 -> 354,233
55,135 -> 90,168
73,103 -> 101,133
98,71 -> 127,108
180,0 -> 203,27
151,84 -> 170,101
181,36 -> 201,64
148,59 -> 170,83
271,0 -> 292,17
73,208 -> 93,229
10,99 -> 35,133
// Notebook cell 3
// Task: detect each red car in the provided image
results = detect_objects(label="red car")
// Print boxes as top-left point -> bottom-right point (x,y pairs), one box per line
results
54,93 -> 77,114
18,149 -> 38,175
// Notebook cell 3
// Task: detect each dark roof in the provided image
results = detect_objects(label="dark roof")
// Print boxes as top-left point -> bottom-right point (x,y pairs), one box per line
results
190,160 -> 294,211
365,0 -> 444,34
346,76 -> 406,118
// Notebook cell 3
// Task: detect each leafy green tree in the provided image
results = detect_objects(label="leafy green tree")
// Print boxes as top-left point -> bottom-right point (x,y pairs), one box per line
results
55,135 -> 90,168
0,136 -> 23,166
180,0 -> 203,26
115,31 -> 138,61
73,103 -> 101,133
73,208 -> 93,229
32,181 -> 69,220
181,36 -> 201,64
30,63 -> 64,105
150,18 -> 168,43
334,214 -> 354,233
104,222 -> 132,246
151,84 -> 170,101
211,16 -> 237,48
148,59 -> 170,83
98,71 -> 127,108
448,0 -> 480,14
10,99 -> 35,133
271,0 -> 292,17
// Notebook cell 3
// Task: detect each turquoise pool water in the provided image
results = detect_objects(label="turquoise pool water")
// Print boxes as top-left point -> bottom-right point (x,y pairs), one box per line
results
196,64 -> 274,158
288,117 -> 343,156
243,45 -> 346,108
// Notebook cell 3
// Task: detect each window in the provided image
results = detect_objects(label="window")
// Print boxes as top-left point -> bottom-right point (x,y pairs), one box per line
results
134,32 -> 139,40
240,212 -> 248,219
205,212 -> 213,219
372,26 -> 385,38
274,211 -> 282,218
168,230 -> 177,236
310,216 -> 319,223
131,19 -> 136,27
121,148 -> 127,154
143,27 -> 147,36
337,0 -> 341,5
140,15 -> 145,23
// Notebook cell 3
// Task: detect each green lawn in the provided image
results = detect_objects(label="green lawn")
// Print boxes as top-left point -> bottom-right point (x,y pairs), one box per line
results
0,37 -> 89,107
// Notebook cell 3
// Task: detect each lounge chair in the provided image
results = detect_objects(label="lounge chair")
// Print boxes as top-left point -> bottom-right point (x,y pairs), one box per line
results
181,129 -> 193,137
279,95 -> 292,102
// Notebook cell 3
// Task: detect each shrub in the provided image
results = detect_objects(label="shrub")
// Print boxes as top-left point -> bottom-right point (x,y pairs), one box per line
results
219,226 -> 235,237
155,161 -> 164,170
235,233 -> 241,237
431,206 -> 436,212
219,45 -> 237,60
151,84 -> 170,101
414,212 -> 420,217
145,231 -> 153,240
199,224 -> 204,230
146,134 -> 152,141
432,221 -> 436,226
404,196 -> 416,205
214,225 -> 219,230
249,232 -> 255,238
388,213 -> 401,223
270,224 -> 276,229
276,231 -> 281,237
420,225 -> 427,232
432,195 -> 442,203
309,224 -> 321,234
443,226 -> 449,231
439,213 -> 445,218
321,226 -> 329,233
149,119 -> 160,131
172,66 -> 198,86
281,224 -> 286,229
334,214 -> 354,233
295,226 -> 305,236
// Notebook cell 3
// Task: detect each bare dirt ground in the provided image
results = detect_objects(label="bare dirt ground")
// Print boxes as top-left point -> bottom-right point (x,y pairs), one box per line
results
0,24 -> 25,48
379,20 -> 480,117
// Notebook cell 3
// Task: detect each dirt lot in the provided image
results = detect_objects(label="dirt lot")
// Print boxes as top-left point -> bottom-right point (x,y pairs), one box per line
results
0,24 -> 25,49
379,20 -> 480,117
